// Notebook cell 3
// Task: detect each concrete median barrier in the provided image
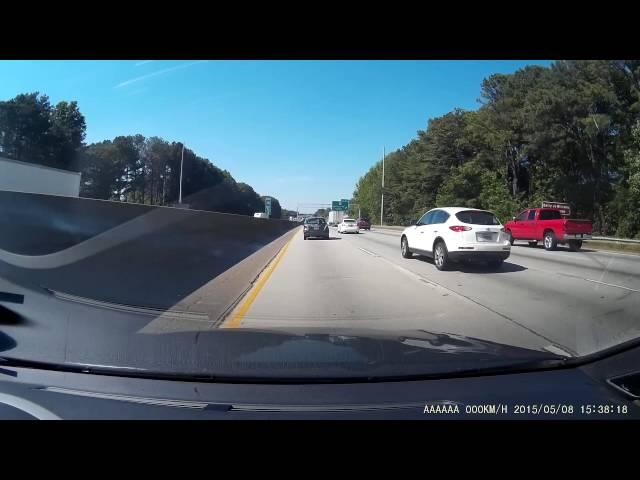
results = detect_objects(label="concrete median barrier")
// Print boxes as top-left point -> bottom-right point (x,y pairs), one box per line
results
0,191 -> 299,320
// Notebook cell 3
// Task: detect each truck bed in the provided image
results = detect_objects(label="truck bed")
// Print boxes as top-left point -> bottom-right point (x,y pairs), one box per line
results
562,219 -> 592,235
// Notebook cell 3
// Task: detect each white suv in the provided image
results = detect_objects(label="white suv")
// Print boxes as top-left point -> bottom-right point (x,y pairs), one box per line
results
337,218 -> 359,234
400,207 -> 511,270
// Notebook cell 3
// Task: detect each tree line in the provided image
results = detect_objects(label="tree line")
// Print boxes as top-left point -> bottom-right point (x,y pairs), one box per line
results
353,61 -> 640,238
79,135 -> 269,216
0,92 -> 285,218
0,93 -> 86,169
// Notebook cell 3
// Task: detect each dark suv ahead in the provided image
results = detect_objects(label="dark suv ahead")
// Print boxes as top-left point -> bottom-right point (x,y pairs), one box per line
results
304,217 -> 329,240
357,218 -> 371,230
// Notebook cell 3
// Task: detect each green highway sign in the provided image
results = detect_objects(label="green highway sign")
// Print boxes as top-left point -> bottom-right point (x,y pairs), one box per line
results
331,199 -> 350,211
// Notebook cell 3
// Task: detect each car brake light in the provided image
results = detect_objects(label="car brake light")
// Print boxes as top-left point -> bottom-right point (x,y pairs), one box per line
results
449,226 -> 471,232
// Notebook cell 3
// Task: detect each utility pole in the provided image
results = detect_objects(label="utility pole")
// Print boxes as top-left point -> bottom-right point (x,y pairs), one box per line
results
179,143 -> 185,204
380,146 -> 385,226
162,166 -> 167,205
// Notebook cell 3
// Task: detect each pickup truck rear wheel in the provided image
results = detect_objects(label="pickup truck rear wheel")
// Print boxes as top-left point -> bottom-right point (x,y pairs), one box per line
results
543,231 -> 558,251
568,240 -> 583,251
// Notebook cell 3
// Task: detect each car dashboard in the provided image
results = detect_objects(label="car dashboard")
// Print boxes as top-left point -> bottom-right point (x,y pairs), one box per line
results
1,344 -> 638,420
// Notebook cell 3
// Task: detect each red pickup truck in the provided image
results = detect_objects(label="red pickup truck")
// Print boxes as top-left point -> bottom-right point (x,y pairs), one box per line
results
503,208 -> 592,251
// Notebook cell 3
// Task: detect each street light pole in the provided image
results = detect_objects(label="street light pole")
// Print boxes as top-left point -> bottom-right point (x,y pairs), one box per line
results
179,143 -> 184,204
380,146 -> 385,226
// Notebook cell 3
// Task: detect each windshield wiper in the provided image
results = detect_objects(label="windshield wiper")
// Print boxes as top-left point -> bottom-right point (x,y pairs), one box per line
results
0,355 -> 154,377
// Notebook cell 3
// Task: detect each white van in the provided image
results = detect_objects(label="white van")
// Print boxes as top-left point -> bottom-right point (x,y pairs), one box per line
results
254,212 -> 268,219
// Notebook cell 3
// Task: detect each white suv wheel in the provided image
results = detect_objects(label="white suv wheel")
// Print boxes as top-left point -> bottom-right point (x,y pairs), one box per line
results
435,246 -> 444,267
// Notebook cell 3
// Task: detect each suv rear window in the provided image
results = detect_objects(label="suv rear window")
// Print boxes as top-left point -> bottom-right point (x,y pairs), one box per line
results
306,218 -> 325,224
539,210 -> 562,220
455,210 -> 500,225
344,219 -> 355,223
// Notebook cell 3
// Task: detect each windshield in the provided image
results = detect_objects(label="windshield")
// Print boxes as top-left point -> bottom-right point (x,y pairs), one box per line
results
456,211 -> 500,225
1,60 -> 639,382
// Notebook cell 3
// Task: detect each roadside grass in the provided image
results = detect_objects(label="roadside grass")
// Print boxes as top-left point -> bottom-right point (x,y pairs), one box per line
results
584,240 -> 640,255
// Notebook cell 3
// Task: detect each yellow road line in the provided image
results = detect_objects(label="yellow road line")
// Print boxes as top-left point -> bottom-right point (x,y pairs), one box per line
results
223,236 -> 295,328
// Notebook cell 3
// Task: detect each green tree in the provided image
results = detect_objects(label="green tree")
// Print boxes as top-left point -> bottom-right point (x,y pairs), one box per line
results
50,100 -> 86,169
79,133 -> 269,217
352,161 -> 382,223
0,93 -> 86,170
0,92 -> 52,164
478,171 -> 522,223
613,121 -> 640,238
352,60 -> 640,237
435,160 -> 483,209
79,141 -> 123,200
237,182 -> 265,216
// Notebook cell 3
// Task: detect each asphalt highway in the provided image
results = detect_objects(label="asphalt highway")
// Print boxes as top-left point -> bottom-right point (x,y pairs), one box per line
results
223,226 -> 640,356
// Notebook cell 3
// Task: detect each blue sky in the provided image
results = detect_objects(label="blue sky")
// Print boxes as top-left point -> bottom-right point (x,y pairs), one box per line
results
0,60 -> 552,212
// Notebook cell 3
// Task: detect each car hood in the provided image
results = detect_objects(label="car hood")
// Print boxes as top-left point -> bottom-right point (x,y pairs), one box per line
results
2,326 -> 566,381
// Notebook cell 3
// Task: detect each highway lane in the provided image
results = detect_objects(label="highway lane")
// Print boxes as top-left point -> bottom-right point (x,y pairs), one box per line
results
221,229 -> 551,352
344,228 -> 640,355
224,226 -> 640,356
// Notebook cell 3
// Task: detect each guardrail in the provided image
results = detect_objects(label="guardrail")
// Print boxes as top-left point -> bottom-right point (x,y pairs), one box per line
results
590,236 -> 640,244
371,225 -> 405,231
372,225 -> 640,243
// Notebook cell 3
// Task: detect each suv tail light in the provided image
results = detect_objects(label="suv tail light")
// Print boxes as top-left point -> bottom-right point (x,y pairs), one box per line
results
449,226 -> 472,232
